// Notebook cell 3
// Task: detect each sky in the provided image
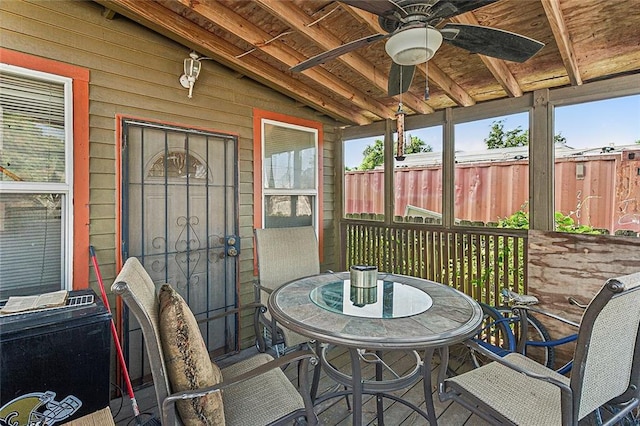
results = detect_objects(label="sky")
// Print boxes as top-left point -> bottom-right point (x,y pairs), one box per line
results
344,94 -> 640,168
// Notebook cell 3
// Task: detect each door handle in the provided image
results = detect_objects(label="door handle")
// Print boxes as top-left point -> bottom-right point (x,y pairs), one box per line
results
225,235 -> 240,257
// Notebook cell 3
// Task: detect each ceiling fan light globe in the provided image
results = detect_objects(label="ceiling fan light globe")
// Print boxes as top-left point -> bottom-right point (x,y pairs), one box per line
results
385,27 -> 443,66
392,47 -> 428,66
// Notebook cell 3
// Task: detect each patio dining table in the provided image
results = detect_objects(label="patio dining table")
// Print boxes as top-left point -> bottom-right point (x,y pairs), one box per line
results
268,271 -> 483,425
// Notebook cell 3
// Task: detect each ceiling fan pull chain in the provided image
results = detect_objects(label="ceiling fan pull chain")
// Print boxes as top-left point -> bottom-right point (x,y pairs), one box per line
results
424,61 -> 430,100
395,64 -> 406,161
399,64 -> 403,103
424,28 -> 431,100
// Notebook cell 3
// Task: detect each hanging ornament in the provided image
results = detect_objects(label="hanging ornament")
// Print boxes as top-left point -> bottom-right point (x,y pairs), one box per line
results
395,103 -> 406,161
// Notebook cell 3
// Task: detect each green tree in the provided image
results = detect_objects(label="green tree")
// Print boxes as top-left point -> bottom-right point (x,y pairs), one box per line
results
406,135 -> 432,154
358,135 -> 432,170
484,119 -> 528,149
554,133 -> 567,145
359,139 -> 385,170
484,119 -> 567,149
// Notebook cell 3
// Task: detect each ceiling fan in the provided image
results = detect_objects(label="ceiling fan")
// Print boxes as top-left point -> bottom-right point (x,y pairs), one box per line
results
290,0 -> 545,97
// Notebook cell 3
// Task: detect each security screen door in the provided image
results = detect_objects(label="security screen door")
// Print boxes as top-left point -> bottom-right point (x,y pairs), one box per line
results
121,119 -> 239,385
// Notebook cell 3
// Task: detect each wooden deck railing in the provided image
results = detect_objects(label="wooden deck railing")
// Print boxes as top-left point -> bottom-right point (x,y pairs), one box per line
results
340,220 -> 528,305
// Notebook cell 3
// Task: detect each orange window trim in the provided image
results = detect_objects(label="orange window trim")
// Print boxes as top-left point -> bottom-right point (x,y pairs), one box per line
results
1,48 -> 90,290
252,109 -> 324,263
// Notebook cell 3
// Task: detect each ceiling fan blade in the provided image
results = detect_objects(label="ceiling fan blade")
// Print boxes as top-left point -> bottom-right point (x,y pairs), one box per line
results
291,33 -> 388,72
430,0 -> 499,21
388,63 -> 415,96
441,23 -> 545,63
339,0 -> 405,19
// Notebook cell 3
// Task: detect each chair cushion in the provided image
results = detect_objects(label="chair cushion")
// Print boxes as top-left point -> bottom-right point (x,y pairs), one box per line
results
445,352 -> 568,425
221,353 -> 306,425
158,284 -> 225,425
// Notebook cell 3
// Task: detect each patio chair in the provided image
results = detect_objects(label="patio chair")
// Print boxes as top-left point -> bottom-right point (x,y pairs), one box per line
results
253,226 -> 320,355
111,257 -> 318,425
438,271 -> 640,426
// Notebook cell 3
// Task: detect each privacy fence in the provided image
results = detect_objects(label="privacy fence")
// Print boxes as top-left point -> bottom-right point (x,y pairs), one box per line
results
345,148 -> 640,235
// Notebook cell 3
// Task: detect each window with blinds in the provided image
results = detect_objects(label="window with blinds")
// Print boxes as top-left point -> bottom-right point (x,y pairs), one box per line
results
261,119 -> 318,230
0,66 -> 72,299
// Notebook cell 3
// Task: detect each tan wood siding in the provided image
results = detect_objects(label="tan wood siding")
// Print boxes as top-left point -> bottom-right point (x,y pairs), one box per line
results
2,0 -> 339,350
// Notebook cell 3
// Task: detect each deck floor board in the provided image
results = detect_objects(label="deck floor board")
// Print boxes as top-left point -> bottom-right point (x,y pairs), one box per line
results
111,343 -> 485,425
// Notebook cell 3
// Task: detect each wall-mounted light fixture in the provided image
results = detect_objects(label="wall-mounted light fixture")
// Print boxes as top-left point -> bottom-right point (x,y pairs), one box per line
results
179,51 -> 202,98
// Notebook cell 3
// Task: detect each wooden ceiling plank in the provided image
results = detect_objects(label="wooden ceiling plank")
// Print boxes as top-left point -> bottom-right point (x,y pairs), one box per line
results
423,63 -> 476,107
174,0 -> 394,120
451,13 -> 523,98
476,55 -> 523,98
540,0 -> 582,86
254,0 -> 433,115
93,0 -> 370,125
347,6 -> 475,107
343,4 -> 384,32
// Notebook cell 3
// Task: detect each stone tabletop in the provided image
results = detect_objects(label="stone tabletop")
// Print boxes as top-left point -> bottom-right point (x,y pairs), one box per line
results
268,271 -> 484,350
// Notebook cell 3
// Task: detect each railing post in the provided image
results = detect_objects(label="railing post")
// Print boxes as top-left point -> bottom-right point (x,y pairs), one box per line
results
340,221 -> 527,302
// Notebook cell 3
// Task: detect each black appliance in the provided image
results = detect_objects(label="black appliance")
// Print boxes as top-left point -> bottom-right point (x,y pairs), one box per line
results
0,289 -> 111,425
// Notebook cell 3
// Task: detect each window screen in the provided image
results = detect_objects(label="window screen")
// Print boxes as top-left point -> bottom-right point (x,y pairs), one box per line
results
262,120 -> 318,229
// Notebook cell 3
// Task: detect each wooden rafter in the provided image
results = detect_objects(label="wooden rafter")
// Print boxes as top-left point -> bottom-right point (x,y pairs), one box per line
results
87,0 -> 640,126
421,64 -> 476,107
254,0 -> 434,115
540,0 -> 582,86
94,0 -> 371,125
451,13 -> 523,98
175,0 -> 395,120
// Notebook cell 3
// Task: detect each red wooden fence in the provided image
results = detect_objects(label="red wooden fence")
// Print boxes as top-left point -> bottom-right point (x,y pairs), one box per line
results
345,149 -> 640,234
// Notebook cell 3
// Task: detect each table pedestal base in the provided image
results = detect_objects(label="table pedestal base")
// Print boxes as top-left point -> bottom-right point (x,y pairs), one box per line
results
314,345 -> 438,425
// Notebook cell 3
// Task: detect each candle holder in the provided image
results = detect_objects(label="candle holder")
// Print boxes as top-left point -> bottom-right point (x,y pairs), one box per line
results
350,286 -> 377,307
350,265 -> 378,288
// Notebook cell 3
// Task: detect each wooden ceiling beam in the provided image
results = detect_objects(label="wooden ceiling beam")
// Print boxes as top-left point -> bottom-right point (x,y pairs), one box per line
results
94,0 -> 370,125
540,0 -> 582,86
422,63 -> 476,106
451,13 -> 523,97
254,0 -> 434,115
174,0 -> 394,120
344,3 -> 384,31
346,6 -> 475,107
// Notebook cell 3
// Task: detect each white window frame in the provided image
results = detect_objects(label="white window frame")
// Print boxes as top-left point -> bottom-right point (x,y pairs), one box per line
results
0,63 -> 74,291
260,118 -> 319,234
